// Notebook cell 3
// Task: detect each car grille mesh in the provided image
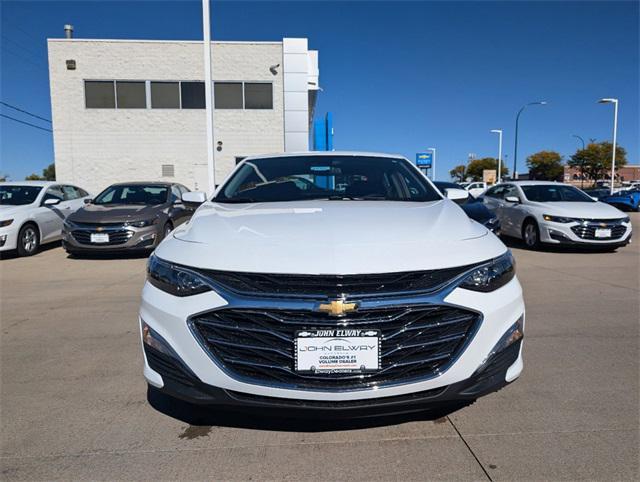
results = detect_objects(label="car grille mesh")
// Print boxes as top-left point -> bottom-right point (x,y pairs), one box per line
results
190,305 -> 480,389
570,222 -> 627,240
198,266 -> 477,299
71,229 -> 133,245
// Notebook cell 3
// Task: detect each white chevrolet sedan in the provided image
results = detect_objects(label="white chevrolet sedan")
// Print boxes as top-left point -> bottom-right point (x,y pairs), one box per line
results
139,152 -> 525,416
482,181 -> 632,250
0,181 -> 91,256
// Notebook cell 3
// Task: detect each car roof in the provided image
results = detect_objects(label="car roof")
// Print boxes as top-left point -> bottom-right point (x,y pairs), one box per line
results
507,180 -> 570,186
241,151 -> 408,162
0,180 -> 57,187
108,182 -> 173,186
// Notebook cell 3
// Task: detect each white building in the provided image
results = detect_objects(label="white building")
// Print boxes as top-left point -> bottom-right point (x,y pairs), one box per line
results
47,37 -> 320,193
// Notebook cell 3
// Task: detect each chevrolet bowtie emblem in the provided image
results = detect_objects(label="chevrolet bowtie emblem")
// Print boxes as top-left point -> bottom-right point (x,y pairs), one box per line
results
96,227 -> 104,232
317,299 -> 359,317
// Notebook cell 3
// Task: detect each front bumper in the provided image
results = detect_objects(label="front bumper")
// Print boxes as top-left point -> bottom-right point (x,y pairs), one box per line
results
0,227 -> 18,252
63,224 -> 159,251
145,339 -> 522,416
140,275 -> 525,406
539,219 -> 632,247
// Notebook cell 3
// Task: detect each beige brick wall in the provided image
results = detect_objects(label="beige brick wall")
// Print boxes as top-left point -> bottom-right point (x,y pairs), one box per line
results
48,39 -> 285,194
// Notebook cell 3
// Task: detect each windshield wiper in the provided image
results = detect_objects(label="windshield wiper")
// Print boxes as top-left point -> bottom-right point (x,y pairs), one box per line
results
214,197 -> 258,204
324,195 -> 388,201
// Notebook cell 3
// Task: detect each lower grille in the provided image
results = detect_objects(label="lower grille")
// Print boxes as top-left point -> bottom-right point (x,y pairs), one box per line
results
71,229 -> 133,245
190,305 -> 480,390
570,224 -> 627,240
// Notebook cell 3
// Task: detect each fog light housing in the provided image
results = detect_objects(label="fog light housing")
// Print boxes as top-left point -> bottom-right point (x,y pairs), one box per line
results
0,234 -> 7,247
141,320 -> 175,357
478,315 -> 524,370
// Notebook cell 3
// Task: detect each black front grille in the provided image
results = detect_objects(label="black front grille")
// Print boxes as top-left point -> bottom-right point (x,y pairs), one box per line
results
71,229 -> 133,245
570,223 -> 627,240
197,266 -> 478,300
190,306 -> 480,390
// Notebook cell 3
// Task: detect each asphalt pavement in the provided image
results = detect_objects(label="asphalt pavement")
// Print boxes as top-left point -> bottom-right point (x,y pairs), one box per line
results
1,214 -> 638,480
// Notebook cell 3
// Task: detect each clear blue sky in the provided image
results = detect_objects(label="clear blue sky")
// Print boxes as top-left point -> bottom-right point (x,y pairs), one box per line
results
1,0 -> 638,181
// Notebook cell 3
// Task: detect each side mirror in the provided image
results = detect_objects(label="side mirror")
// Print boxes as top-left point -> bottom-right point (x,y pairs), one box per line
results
83,198 -> 92,204
182,191 -> 207,205
43,198 -> 61,206
446,188 -> 470,203
505,195 -> 520,204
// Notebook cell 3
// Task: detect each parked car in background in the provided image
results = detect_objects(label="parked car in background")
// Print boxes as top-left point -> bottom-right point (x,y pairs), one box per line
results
0,181 -> 91,257
483,181 -> 632,250
582,188 -> 610,201
140,152 -> 525,415
597,190 -> 640,212
465,181 -> 488,198
433,181 -> 500,233
62,182 -> 193,255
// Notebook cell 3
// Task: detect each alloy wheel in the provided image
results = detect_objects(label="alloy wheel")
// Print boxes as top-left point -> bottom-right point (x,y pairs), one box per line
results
22,227 -> 38,253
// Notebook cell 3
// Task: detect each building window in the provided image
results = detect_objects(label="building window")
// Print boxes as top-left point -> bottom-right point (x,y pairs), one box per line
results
116,81 -> 146,108
85,81 -> 115,108
181,82 -> 205,109
151,82 -> 180,109
244,83 -> 273,109
215,82 -> 243,109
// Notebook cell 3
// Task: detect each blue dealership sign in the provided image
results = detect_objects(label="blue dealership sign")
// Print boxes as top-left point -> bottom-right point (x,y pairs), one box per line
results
416,152 -> 433,168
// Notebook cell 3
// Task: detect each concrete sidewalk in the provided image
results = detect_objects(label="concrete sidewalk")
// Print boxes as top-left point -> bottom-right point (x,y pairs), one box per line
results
1,214 -> 638,480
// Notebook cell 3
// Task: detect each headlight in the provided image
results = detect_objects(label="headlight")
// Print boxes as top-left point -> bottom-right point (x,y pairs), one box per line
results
622,216 -> 630,223
0,219 -> 13,227
63,219 -> 76,230
125,219 -> 157,228
147,255 -> 212,297
460,251 -> 515,292
543,214 -> 575,223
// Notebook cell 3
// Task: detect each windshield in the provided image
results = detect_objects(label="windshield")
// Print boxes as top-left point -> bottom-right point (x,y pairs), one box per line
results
214,155 -> 441,203
93,185 -> 169,205
0,185 -> 43,205
521,185 -> 595,203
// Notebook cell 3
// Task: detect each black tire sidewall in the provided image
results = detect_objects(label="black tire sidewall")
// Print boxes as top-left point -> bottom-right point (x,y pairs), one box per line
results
17,224 -> 40,257
522,220 -> 540,250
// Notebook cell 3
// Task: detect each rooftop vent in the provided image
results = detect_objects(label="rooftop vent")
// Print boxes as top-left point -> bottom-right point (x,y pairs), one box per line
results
161,164 -> 175,177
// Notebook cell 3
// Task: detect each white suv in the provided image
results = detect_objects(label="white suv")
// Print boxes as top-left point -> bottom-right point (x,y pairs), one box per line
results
482,181 -> 632,250
139,152 -> 525,416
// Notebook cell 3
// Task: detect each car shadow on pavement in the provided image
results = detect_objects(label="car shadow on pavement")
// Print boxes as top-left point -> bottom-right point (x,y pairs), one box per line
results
147,386 -> 469,432
0,240 -> 62,260
500,235 -> 621,254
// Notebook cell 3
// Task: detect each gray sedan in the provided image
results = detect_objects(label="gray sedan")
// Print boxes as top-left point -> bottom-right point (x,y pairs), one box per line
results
62,182 -> 193,255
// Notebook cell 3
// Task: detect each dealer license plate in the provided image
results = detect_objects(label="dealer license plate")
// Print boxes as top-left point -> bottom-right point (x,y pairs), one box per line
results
594,228 -> 611,238
90,233 -> 110,243
295,329 -> 380,374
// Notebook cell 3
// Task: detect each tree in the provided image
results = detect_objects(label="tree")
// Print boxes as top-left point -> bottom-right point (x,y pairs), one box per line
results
466,157 -> 508,181
449,164 -> 467,182
25,163 -> 55,181
568,142 -> 627,182
526,151 -> 564,181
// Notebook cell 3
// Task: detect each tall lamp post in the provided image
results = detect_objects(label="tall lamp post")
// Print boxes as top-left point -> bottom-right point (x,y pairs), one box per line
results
598,98 -> 619,195
513,101 -> 547,179
428,147 -> 436,180
202,0 -> 216,194
572,134 -> 586,188
490,129 -> 503,183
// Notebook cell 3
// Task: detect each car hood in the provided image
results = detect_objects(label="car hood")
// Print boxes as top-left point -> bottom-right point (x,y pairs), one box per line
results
0,204 -> 33,218
531,201 -> 626,219
68,204 -> 164,223
157,199 -> 507,274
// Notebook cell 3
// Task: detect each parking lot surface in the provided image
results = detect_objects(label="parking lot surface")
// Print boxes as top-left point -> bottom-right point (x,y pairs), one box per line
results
1,214 -> 639,481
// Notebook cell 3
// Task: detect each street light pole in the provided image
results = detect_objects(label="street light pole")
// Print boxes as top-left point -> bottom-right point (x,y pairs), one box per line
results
490,129 -> 503,183
572,134 -> 586,189
513,101 -> 547,179
598,98 -> 619,195
202,0 -> 216,195
428,147 -> 436,180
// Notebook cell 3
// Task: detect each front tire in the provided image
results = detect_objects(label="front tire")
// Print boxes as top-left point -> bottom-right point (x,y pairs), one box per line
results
522,219 -> 541,250
17,223 -> 40,257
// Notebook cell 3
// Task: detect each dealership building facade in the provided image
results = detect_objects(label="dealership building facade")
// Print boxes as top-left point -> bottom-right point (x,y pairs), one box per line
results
47,37 -> 319,193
